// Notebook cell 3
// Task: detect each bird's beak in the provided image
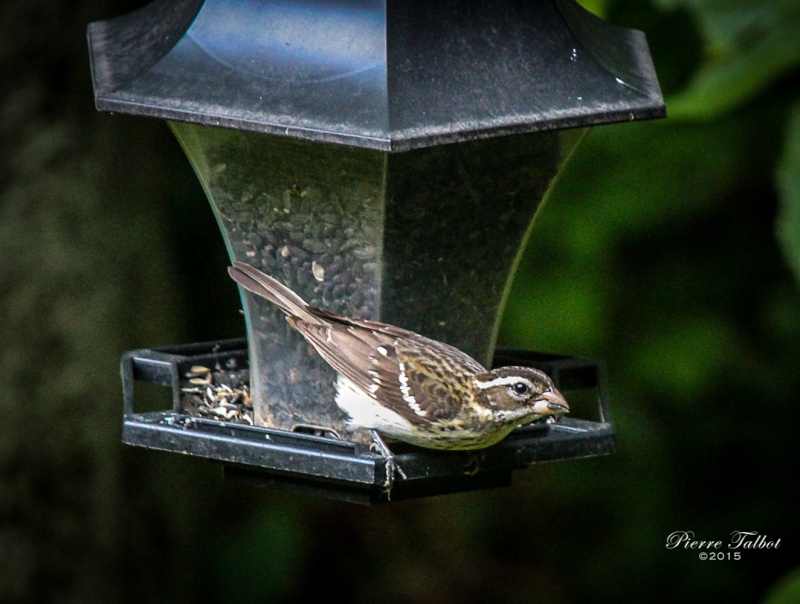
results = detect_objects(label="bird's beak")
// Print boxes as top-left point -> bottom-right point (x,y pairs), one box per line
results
533,387 -> 570,415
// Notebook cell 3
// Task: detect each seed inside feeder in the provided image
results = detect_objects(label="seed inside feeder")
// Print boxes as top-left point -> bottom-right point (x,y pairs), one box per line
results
312,261 -> 325,282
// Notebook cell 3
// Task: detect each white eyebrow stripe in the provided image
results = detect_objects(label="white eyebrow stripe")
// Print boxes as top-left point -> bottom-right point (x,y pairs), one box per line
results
474,376 -> 536,390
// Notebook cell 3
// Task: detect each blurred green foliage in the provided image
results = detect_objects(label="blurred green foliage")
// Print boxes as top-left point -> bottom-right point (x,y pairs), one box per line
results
777,107 -> 800,284
764,568 -> 800,604
498,0 -> 800,601
2,0 -> 799,603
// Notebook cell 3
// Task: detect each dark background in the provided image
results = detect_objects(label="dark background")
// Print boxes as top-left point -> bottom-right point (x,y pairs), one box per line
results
2,0 -> 799,602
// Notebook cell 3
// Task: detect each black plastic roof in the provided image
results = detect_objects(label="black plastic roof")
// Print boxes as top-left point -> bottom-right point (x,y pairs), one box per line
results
88,0 -> 664,151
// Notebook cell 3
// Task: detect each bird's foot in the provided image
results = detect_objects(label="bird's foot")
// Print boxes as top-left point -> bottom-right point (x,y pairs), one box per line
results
369,430 -> 406,496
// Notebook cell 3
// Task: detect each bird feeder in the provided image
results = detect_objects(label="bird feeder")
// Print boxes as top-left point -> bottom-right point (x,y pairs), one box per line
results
89,0 -> 664,503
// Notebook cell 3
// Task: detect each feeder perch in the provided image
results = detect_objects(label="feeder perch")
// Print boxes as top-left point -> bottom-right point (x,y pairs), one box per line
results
88,0 -> 664,502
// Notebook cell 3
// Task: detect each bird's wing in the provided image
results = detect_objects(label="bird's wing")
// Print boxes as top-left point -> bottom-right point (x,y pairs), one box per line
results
306,305 -> 419,339
289,318 -> 476,424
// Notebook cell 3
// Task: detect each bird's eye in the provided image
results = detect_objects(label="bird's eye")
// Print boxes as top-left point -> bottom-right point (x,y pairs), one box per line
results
512,382 -> 529,395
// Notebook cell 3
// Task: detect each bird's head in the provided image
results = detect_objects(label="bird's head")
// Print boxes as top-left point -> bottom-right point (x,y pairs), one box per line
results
472,366 -> 569,424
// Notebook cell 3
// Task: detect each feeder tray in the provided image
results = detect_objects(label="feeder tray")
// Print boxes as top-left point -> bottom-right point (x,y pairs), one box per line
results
121,338 -> 614,504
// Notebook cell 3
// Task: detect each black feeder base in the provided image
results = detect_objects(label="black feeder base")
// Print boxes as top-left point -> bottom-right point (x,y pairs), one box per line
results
121,339 -> 615,504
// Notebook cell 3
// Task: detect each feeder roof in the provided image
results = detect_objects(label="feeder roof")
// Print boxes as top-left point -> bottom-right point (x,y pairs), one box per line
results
88,0 -> 664,151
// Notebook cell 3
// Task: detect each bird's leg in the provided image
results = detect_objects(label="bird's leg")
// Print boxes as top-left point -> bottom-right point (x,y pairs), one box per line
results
462,451 -> 483,475
369,430 -> 406,494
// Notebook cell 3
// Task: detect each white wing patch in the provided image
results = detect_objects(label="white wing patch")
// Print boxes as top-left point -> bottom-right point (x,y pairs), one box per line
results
398,362 -> 426,417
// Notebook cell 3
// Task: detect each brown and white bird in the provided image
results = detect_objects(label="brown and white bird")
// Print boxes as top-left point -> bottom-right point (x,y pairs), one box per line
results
228,261 -> 569,456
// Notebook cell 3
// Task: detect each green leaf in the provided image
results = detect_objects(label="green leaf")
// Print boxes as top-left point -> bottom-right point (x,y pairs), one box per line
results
776,103 -> 800,286
576,0 -> 611,17
653,0 -> 799,51
653,0 -> 800,119
762,567 -> 800,604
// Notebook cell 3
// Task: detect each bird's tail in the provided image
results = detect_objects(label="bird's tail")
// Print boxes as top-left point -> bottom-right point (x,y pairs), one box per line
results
228,261 -> 322,325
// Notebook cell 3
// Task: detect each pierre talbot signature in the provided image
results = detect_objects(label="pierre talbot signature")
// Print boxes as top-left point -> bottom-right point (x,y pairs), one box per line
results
666,531 -> 781,551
